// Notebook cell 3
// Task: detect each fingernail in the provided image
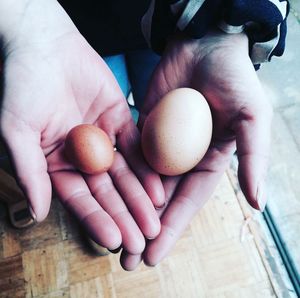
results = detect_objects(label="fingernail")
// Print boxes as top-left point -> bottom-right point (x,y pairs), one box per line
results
145,236 -> 156,240
144,259 -> 157,267
87,237 -> 110,256
256,183 -> 267,212
109,246 -> 122,254
145,263 -> 156,267
109,243 -> 123,252
28,205 -> 37,221
155,202 -> 166,210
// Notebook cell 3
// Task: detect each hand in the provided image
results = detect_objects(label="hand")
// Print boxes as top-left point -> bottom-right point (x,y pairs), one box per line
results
120,30 -> 272,269
0,1 -> 163,254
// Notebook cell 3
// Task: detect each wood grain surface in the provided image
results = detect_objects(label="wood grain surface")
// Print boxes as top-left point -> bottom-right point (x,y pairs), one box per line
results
0,168 -> 295,298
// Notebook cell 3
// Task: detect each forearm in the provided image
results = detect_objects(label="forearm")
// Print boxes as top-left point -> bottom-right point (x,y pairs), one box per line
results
0,0 -> 77,52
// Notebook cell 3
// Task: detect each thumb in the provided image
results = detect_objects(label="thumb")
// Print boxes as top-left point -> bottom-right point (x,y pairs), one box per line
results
233,100 -> 273,212
1,119 -> 52,222
137,52 -> 189,130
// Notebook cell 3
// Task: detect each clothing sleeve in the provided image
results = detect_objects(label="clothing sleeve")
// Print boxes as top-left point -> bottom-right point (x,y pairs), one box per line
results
141,0 -> 289,67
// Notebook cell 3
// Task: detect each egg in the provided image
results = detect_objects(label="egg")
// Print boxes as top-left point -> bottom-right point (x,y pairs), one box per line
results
141,88 -> 212,176
64,124 -> 114,175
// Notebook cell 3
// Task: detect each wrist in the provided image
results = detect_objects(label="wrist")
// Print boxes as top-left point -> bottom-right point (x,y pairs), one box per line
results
0,0 -> 77,53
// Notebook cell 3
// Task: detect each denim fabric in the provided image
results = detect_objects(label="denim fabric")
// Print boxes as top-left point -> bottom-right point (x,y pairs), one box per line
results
103,49 -> 160,122
103,54 -> 131,98
125,49 -> 160,111
103,49 -> 160,110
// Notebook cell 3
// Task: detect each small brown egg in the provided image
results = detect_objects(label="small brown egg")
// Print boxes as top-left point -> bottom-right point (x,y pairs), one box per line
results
64,124 -> 114,175
142,88 -> 212,176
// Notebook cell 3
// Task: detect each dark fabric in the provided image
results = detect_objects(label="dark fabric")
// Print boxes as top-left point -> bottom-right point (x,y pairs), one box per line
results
272,3 -> 289,57
126,49 -> 161,110
184,0 -> 223,38
58,0 -> 151,56
150,0 -> 179,53
145,0 -> 289,64
223,0 -> 289,49
58,0 -> 289,64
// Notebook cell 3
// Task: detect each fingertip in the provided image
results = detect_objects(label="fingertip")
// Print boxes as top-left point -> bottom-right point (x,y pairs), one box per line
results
153,185 -> 166,209
126,237 -> 146,255
120,250 -> 142,271
144,224 -> 178,266
143,239 -> 164,267
82,211 -> 122,250
235,106 -> 271,213
90,232 -> 121,252
238,162 -> 267,212
144,216 -> 161,240
24,173 -> 52,222
143,245 -> 161,267
144,259 -> 158,267
120,223 -> 146,255
244,181 -> 267,212
144,174 -> 166,209
109,245 -> 122,254
28,205 -> 37,221
244,196 -> 260,212
87,237 -> 110,256
33,209 -> 49,223
2,130 -> 53,222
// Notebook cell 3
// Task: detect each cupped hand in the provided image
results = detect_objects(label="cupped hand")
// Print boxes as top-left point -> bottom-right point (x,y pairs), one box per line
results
0,11 -> 163,254
121,30 -> 272,269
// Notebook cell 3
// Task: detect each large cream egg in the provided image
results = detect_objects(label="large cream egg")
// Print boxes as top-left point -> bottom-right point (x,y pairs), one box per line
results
141,88 -> 212,176
64,124 -> 114,175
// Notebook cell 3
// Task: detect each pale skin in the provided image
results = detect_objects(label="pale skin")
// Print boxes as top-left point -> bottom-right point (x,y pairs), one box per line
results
0,1 -> 272,269
0,0 -> 164,255
120,31 -> 272,270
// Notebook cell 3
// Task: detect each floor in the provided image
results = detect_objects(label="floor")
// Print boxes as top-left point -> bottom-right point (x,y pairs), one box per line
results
0,168 -> 295,297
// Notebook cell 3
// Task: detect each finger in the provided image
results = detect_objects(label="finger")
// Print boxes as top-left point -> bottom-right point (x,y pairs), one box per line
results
120,175 -> 182,270
50,170 -> 121,250
1,123 -> 51,222
109,246 -> 122,254
85,172 -> 145,255
109,151 -> 161,239
120,249 -> 143,271
156,175 -> 182,211
233,96 -> 273,211
117,120 -> 165,208
90,59 -> 165,208
144,141 -> 235,266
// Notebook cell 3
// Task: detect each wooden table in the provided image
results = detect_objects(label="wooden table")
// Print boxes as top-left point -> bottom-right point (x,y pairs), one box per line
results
0,161 -> 295,298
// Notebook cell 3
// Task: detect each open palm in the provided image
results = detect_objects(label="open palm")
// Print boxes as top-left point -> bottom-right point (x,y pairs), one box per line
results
121,30 -> 272,269
0,31 -> 163,254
